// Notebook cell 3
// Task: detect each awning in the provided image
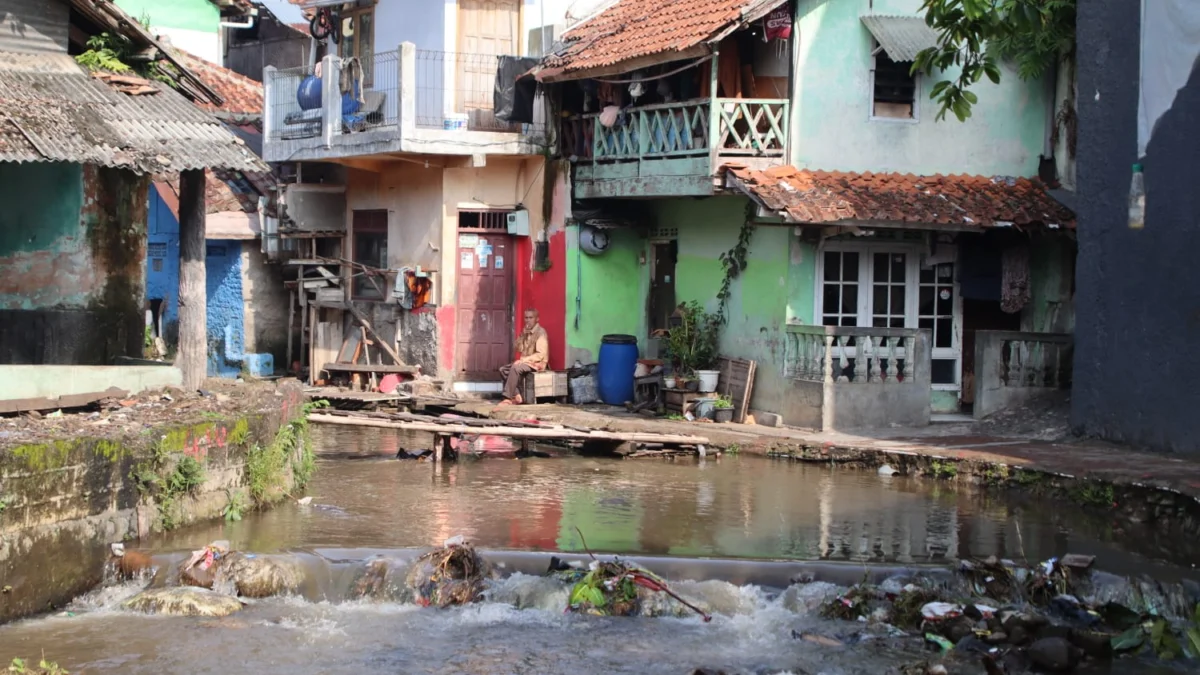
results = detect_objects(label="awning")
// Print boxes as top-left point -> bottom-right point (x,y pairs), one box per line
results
860,15 -> 940,62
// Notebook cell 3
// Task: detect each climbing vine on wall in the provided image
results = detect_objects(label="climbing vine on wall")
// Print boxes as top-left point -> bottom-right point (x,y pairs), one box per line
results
715,202 -> 757,325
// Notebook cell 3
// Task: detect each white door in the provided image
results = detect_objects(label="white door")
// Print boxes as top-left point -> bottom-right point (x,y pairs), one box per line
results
816,242 -> 962,395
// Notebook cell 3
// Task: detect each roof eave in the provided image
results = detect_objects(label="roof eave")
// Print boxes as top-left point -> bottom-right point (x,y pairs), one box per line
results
537,45 -> 711,83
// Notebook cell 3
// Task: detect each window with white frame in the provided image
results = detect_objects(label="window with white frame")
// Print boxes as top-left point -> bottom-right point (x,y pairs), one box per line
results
816,241 -> 961,389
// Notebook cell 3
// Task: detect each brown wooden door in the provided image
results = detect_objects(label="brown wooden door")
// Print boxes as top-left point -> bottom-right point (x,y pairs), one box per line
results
456,0 -> 520,129
456,232 -> 513,380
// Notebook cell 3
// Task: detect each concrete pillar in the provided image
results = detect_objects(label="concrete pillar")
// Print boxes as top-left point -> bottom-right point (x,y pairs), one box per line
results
177,169 -> 207,390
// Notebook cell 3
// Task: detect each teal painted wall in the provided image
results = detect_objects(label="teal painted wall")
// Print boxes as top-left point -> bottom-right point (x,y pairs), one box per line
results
791,0 -> 1049,176
113,0 -> 217,32
0,163 -> 91,310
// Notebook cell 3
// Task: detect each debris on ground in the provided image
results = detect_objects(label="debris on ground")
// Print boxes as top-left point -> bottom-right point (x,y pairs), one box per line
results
177,541 -> 301,598
811,555 -> 1200,671
405,537 -> 492,607
122,587 -> 245,617
107,542 -> 155,580
555,528 -> 711,621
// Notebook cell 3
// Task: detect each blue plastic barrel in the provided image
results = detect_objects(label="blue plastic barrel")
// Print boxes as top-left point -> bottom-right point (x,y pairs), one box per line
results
597,334 -> 638,405
296,75 -> 322,110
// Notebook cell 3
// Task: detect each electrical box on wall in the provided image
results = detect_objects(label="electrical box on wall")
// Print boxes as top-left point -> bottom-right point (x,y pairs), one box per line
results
506,210 -> 530,236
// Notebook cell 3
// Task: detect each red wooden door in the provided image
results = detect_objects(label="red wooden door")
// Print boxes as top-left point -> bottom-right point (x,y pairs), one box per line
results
456,232 -> 513,380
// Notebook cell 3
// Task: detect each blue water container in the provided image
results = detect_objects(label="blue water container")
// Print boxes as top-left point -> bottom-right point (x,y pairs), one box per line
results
597,334 -> 638,405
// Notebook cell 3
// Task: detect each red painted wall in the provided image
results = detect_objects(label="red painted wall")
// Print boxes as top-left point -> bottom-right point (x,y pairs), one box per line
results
436,305 -> 456,377
514,230 -> 567,371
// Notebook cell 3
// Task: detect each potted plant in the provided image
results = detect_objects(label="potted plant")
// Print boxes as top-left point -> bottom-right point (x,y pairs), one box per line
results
665,301 -> 721,391
713,395 -> 734,423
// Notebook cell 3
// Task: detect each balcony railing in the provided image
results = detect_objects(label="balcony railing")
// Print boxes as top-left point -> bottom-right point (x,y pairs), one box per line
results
973,331 -> 1073,418
263,43 -> 544,156
784,325 -> 924,384
560,98 -> 788,162
782,325 -> 933,431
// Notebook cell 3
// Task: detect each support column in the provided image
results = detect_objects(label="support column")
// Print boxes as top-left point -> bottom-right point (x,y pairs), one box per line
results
177,169 -> 207,390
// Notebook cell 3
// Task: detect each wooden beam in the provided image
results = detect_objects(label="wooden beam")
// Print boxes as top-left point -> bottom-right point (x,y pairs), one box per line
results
308,414 -> 710,445
176,169 -> 206,390
346,304 -> 405,366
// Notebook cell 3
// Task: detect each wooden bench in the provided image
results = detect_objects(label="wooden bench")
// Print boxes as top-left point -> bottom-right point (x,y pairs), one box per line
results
520,370 -> 568,403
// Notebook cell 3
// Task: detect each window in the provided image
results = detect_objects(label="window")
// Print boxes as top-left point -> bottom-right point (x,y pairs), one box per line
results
872,49 -> 917,120
816,242 -> 961,389
352,210 -> 388,299
340,8 -> 375,86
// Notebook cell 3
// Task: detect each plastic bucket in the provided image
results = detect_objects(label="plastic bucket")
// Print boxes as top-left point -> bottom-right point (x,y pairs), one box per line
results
696,370 -> 719,393
693,397 -> 717,419
597,334 -> 638,405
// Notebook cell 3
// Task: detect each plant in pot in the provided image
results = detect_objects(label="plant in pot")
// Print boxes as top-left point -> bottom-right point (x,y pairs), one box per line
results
664,301 -> 720,391
713,395 -> 734,423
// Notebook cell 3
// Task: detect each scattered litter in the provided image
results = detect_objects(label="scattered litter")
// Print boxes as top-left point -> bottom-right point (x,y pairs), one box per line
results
878,464 -> 897,476
46,410 -> 63,418
406,541 -> 491,607
296,496 -> 313,505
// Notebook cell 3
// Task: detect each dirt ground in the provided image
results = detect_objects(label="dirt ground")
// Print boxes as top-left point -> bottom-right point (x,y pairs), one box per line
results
0,379 -> 292,449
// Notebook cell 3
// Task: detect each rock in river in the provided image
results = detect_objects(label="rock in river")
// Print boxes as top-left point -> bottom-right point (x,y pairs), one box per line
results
123,587 -> 245,617
1027,637 -> 1082,672
216,552 -> 304,598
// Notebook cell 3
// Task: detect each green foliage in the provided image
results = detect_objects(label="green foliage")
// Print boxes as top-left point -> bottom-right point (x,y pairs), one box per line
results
913,0 -> 1076,121
724,443 -> 741,456
75,33 -> 134,73
713,395 -> 734,410
1111,606 -> 1200,661
8,657 -> 68,674
664,301 -> 721,375
927,460 -> 958,479
165,456 -> 205,495
716,206 -> 756,322
1070,482 -> 1115,509
223,489 -> 248,522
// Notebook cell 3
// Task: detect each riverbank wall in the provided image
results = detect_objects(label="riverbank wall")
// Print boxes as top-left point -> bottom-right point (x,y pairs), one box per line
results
0,381 -> 313,622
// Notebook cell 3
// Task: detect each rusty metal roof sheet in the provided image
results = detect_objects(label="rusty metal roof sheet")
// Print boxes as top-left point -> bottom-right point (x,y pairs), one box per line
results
0,53 -> 267,174
539,0 -> 785,80
860,15 -> 940,63
724,164 -> 1076,228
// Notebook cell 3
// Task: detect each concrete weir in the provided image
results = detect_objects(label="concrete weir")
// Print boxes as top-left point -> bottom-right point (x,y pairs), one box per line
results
0,382 -> 312,622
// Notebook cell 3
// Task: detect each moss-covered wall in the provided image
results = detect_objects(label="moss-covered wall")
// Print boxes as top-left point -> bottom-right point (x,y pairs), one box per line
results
0,383 -> 312,621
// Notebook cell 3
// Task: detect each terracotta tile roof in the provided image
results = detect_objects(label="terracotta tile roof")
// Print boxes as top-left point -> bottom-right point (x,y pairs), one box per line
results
724,165 -> 1076,228
157,170 -> 259,215
171,49 -> 264,118
540,0 -> 783,79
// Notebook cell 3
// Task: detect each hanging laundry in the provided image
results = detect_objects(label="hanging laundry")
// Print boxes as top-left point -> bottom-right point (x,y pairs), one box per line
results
1000,244 -> 1031,314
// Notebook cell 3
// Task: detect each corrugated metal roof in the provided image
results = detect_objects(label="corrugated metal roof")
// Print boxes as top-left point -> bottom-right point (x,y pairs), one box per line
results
860,15 -> 940,63
0,53 -> 267,174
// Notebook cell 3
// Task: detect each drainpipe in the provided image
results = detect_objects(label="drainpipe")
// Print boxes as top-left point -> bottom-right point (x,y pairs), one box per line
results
220,7 -> 258,30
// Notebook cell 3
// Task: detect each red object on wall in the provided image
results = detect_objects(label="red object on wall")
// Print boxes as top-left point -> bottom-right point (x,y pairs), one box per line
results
515,229 -> 567,371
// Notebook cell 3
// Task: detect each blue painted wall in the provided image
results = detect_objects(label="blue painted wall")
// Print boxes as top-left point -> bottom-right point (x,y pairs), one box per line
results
145,186 -> 180,337
205,239 -> 247,378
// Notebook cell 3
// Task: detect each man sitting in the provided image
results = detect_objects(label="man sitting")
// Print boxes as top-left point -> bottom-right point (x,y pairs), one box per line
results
498,309 -> 549,405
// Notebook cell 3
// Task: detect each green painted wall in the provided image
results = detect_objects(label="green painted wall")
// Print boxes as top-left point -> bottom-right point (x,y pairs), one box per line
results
565,225 -> 645,364
0,163 -> 90,310
0,163 -> 83,258
113,0 -> 218,32
1023,235 -> 1076,334
660,198 -> 793,412
791,0 -> 1049,176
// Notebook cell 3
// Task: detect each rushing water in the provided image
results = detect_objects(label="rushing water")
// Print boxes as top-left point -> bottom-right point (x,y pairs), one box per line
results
1,426 -> 1197,674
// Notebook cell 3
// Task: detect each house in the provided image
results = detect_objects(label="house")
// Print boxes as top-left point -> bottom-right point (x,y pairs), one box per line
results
142,48 -> 289,378
0,0 -> 267,408
260,0 -> 582,389
113,0 -> 256,64
537,0 -> 1076,430
1071,0 -> 1199,454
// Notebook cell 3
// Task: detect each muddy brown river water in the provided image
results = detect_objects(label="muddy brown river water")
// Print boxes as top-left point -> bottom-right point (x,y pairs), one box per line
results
0,426 -> 1196,674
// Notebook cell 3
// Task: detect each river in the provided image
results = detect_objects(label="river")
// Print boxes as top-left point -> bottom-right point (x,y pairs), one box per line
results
0,426 -> 1195,674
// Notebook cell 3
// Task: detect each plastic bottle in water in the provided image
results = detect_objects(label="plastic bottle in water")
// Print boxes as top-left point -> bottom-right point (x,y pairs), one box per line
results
1128,163 -> 1146,230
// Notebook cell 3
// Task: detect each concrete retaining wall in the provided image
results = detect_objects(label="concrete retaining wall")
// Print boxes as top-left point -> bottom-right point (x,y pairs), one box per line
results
0,383 -> 308,621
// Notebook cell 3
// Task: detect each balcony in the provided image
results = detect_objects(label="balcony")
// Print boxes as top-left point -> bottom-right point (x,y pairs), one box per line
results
781,325 -> 932,431
561,98 -> 789,198
972,331 -> 1072,419
263,43 -> 547,163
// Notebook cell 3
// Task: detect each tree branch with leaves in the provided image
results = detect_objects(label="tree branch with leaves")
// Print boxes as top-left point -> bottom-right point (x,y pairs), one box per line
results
912,0 -> 1076,122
